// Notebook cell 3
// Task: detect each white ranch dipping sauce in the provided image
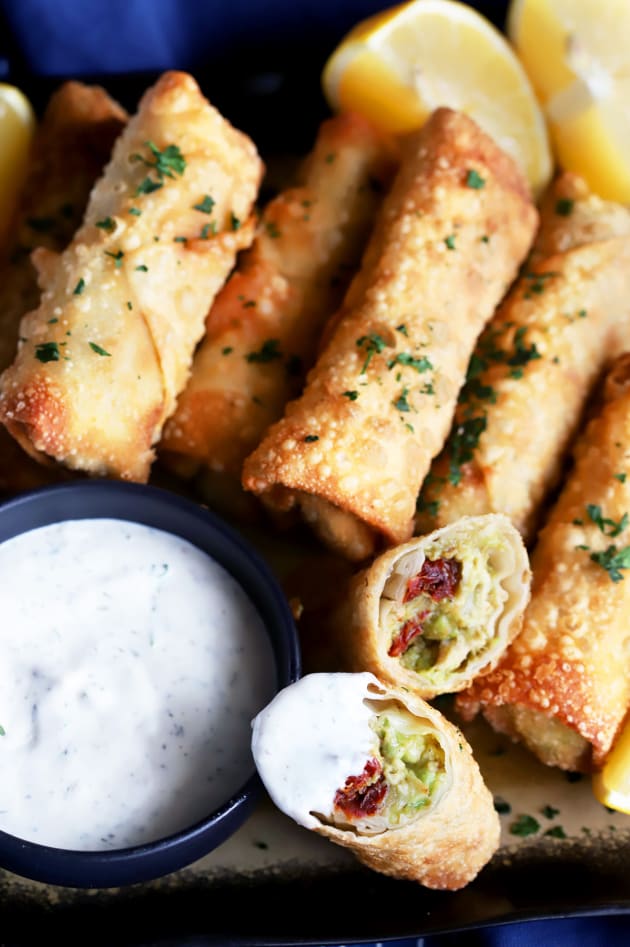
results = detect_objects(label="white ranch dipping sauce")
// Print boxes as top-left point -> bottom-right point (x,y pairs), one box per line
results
0,518 -> 276,850
251,672 -> 379,829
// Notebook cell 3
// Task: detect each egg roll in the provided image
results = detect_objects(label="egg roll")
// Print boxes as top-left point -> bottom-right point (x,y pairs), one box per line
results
456,354 -> 630,772
251,671 -> 499,890
416,172 -> 630,543
242,107 -> 538,561
0,71 -> 263,482
158,112 -> 395,494
0,81 -> 127,492
332,514 -> 530,698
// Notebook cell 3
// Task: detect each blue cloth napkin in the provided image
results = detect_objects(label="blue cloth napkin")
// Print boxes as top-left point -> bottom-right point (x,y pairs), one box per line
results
1,2 -> 629,945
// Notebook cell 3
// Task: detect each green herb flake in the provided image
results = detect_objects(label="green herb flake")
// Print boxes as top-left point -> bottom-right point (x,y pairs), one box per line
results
396,323 -> 409,336
356,332 -> 391,372
200,221 -> 217,239
541,805 -> 560,819
127,301 -> 132,310
35,342 -> 61,363
135,265 -> 148,272
230,213 -> 241,231
590,544 -> 630,582
388,352 -> 433,374
448,415 -> 487,485
494,797 -> 511,815
193,195 -> 215,214
615,473 -> 627,483
523,270 -> 559,297
128,207 -> 142,217
393,386 -> 411,413
89,342 -> 112,357
265,221 -> 281,239
416,495 -> 439,518
509,814 -> 540,837
73,278 -> 86,296
444,234 -> 456,250
325,153 -> 336,164
343,390 -> 359,401
221,346 -> 233,356
173,236 -> 188,244
243,299 -> 256,309
0,725 -> 5,736
135,177 -> 163,196
544,826 -> 567,839
304,434 -> 319,442
466,169 -> 485,189
586,504 -> 629,537
507,326 -> 542,371
105,249 -> 124,269
555,197 -> 574,216
96,216 -> 116,232
245,339 -> 282,363
47,317 -> 58,324
132,141 -> 186,195
480,234 -> 490,243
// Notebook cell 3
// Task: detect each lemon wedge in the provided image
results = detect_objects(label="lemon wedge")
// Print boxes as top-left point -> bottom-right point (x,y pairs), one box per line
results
0,83 -> 36,250
507,0 -> 630,202
593,716 -> 630,814
321,0 -> 553,198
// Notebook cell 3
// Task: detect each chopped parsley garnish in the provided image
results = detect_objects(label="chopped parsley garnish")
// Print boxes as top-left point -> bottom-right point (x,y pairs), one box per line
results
173,236 -> 188,244
509,814 -> 540,837
105,249 -> 124,268
586,504 -> 629,537
343,390 -> 359,401
135,177 -> 163,196
523,270 -> 559,297
193,195 -> 215,214
200,222 -> 217,239
27,216 -> 54,232
0,725 -> 5,735
541,805 -> 560,819
127,301 -> 132,310
265,221 -> 281,239
222,346 -> 233,355
35,342 -> 60,363
507,327 -> 542,373
480,234 -> 490,243
415,495 -> 439,518
243,299 -> 256,308
89,342 -> 112,357
73,278 -> 86,296
96,216 -> 116,232
387,352 -> 433,374
544,826 -> 567,839
444,234 -> 456,250
128,207 -> 142,217
132,141 -> 186,196
356,332 -> 391,372
304,434 -> 319,442
555,198 -> 574,216
396,323 -> 409,336
615,473 -> 627,483
48,318 -> 58,324
448,415 -> 487,485
245,339 -> 282,363
466,169 -> 485,189
493,797 -> 511,815
135,264 -> 148,272
393,386 -> 411,413
230,213 -> 241,231
589,544 -> 630,582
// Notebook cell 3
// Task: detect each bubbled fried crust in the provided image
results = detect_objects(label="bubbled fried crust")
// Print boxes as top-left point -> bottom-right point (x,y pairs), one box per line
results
416,172 -> 630,544
0,71 -> 263,482
314,680 -> 500,890
242,107 -> 538,558
456,357 -> 630,771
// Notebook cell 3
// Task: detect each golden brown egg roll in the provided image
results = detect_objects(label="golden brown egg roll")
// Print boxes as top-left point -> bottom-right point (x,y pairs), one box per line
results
332,514 -> 531,699
251,671 -> 500,890
158,111 -> 395,496
0,81 -> 127,492
416,172 -> 630,543
456,353 -> 630,772
0,71 -> 263,482
242,107 -> 538,561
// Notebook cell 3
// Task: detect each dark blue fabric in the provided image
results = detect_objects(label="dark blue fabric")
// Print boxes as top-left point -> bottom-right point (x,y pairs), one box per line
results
1,2 -> 628,945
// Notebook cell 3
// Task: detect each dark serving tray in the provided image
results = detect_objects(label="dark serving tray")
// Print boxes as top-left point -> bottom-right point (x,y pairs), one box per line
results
1,1 -> 630,943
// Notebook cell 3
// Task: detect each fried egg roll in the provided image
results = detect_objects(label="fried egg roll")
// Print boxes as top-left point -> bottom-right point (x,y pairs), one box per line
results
158,112 -> 395,492
0,81 -> 127,492
416,172 -> 630,543
252,671 -> 499,890
0,71 -> 263,482
333,514 -> 530,698
242,107 -> 538,561
456,354 -> 630,772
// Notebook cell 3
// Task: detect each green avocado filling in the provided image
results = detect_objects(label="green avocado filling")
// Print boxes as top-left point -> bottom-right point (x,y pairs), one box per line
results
385,533 -> 507,683
372,706 -> 446,827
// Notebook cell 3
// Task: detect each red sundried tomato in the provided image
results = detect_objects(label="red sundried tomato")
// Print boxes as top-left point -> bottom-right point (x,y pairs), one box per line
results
404,556 -> 462,603
388,610 -> 429,657
333,758 -> 388,819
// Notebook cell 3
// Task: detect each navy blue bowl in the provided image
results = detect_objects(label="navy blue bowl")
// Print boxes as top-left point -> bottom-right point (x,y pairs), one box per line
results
0,478 -> 301,889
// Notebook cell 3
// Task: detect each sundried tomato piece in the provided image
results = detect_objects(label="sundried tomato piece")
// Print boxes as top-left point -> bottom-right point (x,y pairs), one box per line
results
404,556 -> 462,603
388,610 -> 429,657
333,757 -> 388,819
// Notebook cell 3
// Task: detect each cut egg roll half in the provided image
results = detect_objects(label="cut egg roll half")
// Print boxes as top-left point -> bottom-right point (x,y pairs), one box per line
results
252,671 -> 499,891
334,514 -> 530,698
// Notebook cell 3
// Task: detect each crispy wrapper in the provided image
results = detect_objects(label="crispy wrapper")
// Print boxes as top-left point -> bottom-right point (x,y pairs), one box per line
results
333,514 -> 530,698
158,112 -> 396,492
0,71 -> 263,482
456,354 -> 630,772
252,672 -> 499,890
242,107 -> 537,561
417,172 -> 630,543
0,81 -> 127,492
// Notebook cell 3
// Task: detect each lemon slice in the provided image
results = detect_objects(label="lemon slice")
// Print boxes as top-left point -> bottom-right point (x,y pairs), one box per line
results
593,716 -> 630,814
508,0 -> 630,202
322,0 -> 553,198
0,83 -> 36,250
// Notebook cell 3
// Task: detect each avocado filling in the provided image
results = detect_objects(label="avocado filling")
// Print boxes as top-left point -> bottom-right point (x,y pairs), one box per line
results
330,703 -> 446,833
381,533 -> 510,683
